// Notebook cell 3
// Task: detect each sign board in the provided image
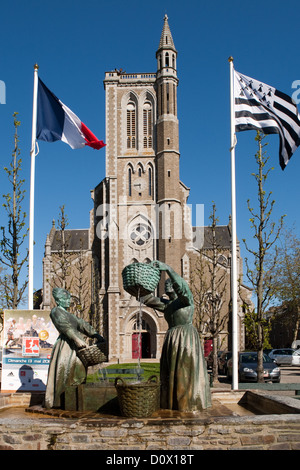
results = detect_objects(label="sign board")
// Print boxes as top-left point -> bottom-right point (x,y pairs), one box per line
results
1,309 -> 57,392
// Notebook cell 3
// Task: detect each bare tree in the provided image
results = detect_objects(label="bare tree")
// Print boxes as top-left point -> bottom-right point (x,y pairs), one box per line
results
49,206 -> 93,321
71,238 -> 92,322
271,227 -> 300,343
243,131 -> 284,381
191,204 -> 229,384
0,113 -> 28,308
50,205 -> 73,292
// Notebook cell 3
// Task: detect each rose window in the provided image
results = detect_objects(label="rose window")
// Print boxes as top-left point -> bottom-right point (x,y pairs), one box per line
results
130,223 -> 152,246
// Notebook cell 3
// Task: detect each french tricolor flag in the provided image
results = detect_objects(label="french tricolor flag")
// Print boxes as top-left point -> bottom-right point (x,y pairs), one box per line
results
36,78 -> 105,150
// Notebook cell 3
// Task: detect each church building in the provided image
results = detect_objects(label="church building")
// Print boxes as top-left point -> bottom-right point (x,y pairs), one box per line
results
42,16 -> 252,362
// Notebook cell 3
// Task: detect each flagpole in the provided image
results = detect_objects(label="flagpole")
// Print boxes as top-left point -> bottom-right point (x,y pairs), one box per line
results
28,63 -> 39,310
229,56 -> 239,390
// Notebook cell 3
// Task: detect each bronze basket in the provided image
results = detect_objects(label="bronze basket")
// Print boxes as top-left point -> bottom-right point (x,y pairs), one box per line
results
77,342 -> 107,368
122,263 -> 161,297
115,375 -> 160,418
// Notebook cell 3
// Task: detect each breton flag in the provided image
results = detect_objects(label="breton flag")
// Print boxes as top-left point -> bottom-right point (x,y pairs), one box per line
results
234,69 -> 300,170
36,78 -> 106,150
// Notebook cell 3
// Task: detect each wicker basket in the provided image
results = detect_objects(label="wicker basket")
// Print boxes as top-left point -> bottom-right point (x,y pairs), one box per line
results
115,375 -> 160,418
77,342 -> 107,368
122,263 -> 161,297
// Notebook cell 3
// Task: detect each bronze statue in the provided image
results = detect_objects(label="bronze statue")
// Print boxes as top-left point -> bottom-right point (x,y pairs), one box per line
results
141,261 -> 211,412
45,287 -> 104,409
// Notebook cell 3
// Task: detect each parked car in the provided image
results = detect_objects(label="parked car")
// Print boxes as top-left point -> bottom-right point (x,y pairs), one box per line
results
291,349 -> 300,366
268,348 -> 296,366
227,351 -> 281,383
206,350 -> 222,370
218,351 -> 232,375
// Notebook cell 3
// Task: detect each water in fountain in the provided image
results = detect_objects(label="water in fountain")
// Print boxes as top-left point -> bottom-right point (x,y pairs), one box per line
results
137,288 -> 142,379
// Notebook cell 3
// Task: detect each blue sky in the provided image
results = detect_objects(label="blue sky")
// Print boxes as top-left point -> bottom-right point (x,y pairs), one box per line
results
1,0 -> 300,304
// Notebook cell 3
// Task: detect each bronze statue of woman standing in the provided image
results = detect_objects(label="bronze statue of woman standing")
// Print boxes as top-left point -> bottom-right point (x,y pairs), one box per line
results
141,261 -> 211,412
45,287 -> 104,409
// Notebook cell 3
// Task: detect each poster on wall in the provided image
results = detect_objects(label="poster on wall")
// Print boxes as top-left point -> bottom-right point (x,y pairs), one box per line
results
1,309 -> 58,392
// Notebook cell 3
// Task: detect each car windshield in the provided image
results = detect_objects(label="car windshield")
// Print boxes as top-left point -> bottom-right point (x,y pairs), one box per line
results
240,353 -> 273,363
273,349 -> 293,355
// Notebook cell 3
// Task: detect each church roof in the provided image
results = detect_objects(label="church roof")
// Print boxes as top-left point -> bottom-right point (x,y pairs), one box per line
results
193,225 -> 232,251
51,229 -> 90,252
157,14 -> 177,53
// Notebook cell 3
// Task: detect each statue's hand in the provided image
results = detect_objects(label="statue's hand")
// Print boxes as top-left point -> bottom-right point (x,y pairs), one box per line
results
151,260 -> 169,271
93,333 -> 105,343
75,338 -> 87,350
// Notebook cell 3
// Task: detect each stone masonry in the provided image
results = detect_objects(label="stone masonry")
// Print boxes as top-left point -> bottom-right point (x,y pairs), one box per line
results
1,392 -> 300,450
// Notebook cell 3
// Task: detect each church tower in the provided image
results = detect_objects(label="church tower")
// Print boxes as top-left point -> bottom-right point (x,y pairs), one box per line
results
42,15 -> 250,362
155,15 -> 184,278
92,15 -> 192,361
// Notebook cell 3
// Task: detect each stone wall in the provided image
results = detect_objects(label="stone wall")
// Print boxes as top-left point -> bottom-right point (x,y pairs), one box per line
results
1,410 -> 300,450
1,392 -> 300,450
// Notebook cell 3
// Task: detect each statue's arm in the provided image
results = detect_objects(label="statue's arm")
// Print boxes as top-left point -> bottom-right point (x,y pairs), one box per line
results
77,318 -> 105,343
152,261 -> 193,306
50,307 -> 87,348
141,293 -> 168,312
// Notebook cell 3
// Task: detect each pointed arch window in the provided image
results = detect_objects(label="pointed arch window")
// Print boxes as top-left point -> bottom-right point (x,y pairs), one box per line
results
143,101 -> 153,149
127,102 -> 136,149
128,167 -> 132,196
165,52 -> 169,67
166,83 -> 169,114
133,318 -> 150,331
158,54 -> 162,71
148,167 -> 152,196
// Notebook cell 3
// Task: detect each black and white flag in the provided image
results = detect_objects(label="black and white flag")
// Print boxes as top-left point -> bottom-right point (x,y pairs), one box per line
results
234,70 -> 300,169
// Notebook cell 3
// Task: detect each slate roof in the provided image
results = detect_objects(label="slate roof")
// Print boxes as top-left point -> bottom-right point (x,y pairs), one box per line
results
192,225 -> 231,251
50,226 -> 231,253
51,229 -> 90,252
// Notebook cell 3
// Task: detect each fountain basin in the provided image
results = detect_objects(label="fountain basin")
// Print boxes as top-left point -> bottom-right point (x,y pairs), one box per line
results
2,389 -> 300,449
64,382 -> 119,413
61,383 -> 300,416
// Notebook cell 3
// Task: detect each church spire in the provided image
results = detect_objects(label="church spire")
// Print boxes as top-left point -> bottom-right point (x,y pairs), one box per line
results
156,15 -> 177,77
157,14 -> 177,52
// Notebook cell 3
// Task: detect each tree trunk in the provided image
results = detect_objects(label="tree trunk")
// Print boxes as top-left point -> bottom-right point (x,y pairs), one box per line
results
212,334 -> 219,385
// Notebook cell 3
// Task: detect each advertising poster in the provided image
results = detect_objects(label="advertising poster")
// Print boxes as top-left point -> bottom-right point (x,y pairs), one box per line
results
1,309 -> 58,392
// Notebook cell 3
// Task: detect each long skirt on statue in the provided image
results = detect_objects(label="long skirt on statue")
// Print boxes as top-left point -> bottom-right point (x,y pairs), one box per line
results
45,336 -> 86,409
160,323 -> 211,412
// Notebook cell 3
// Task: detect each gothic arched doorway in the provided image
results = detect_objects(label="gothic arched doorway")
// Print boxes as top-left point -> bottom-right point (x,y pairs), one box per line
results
130,313 -> 157,359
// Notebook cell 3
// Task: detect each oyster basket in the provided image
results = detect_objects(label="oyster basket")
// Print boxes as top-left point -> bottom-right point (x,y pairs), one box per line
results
122,263 -> 161,297
77,342 -> 107,368
115,375 -> 160,418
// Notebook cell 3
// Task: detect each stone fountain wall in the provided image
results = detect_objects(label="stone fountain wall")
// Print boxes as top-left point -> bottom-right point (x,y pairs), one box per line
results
1,392 -> 300,450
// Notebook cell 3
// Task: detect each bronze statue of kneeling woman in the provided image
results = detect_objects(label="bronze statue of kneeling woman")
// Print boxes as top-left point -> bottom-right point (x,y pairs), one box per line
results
45,287 -> 104,409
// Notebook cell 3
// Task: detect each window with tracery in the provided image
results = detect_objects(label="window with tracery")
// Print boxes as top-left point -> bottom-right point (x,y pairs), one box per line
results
133,318 -> 150,331
127,102 -> 136,149
130,222 -> 152,246
143,102 -> 153,149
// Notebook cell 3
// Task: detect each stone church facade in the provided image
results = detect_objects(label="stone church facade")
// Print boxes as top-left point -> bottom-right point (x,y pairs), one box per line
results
42,16 -> 252,362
